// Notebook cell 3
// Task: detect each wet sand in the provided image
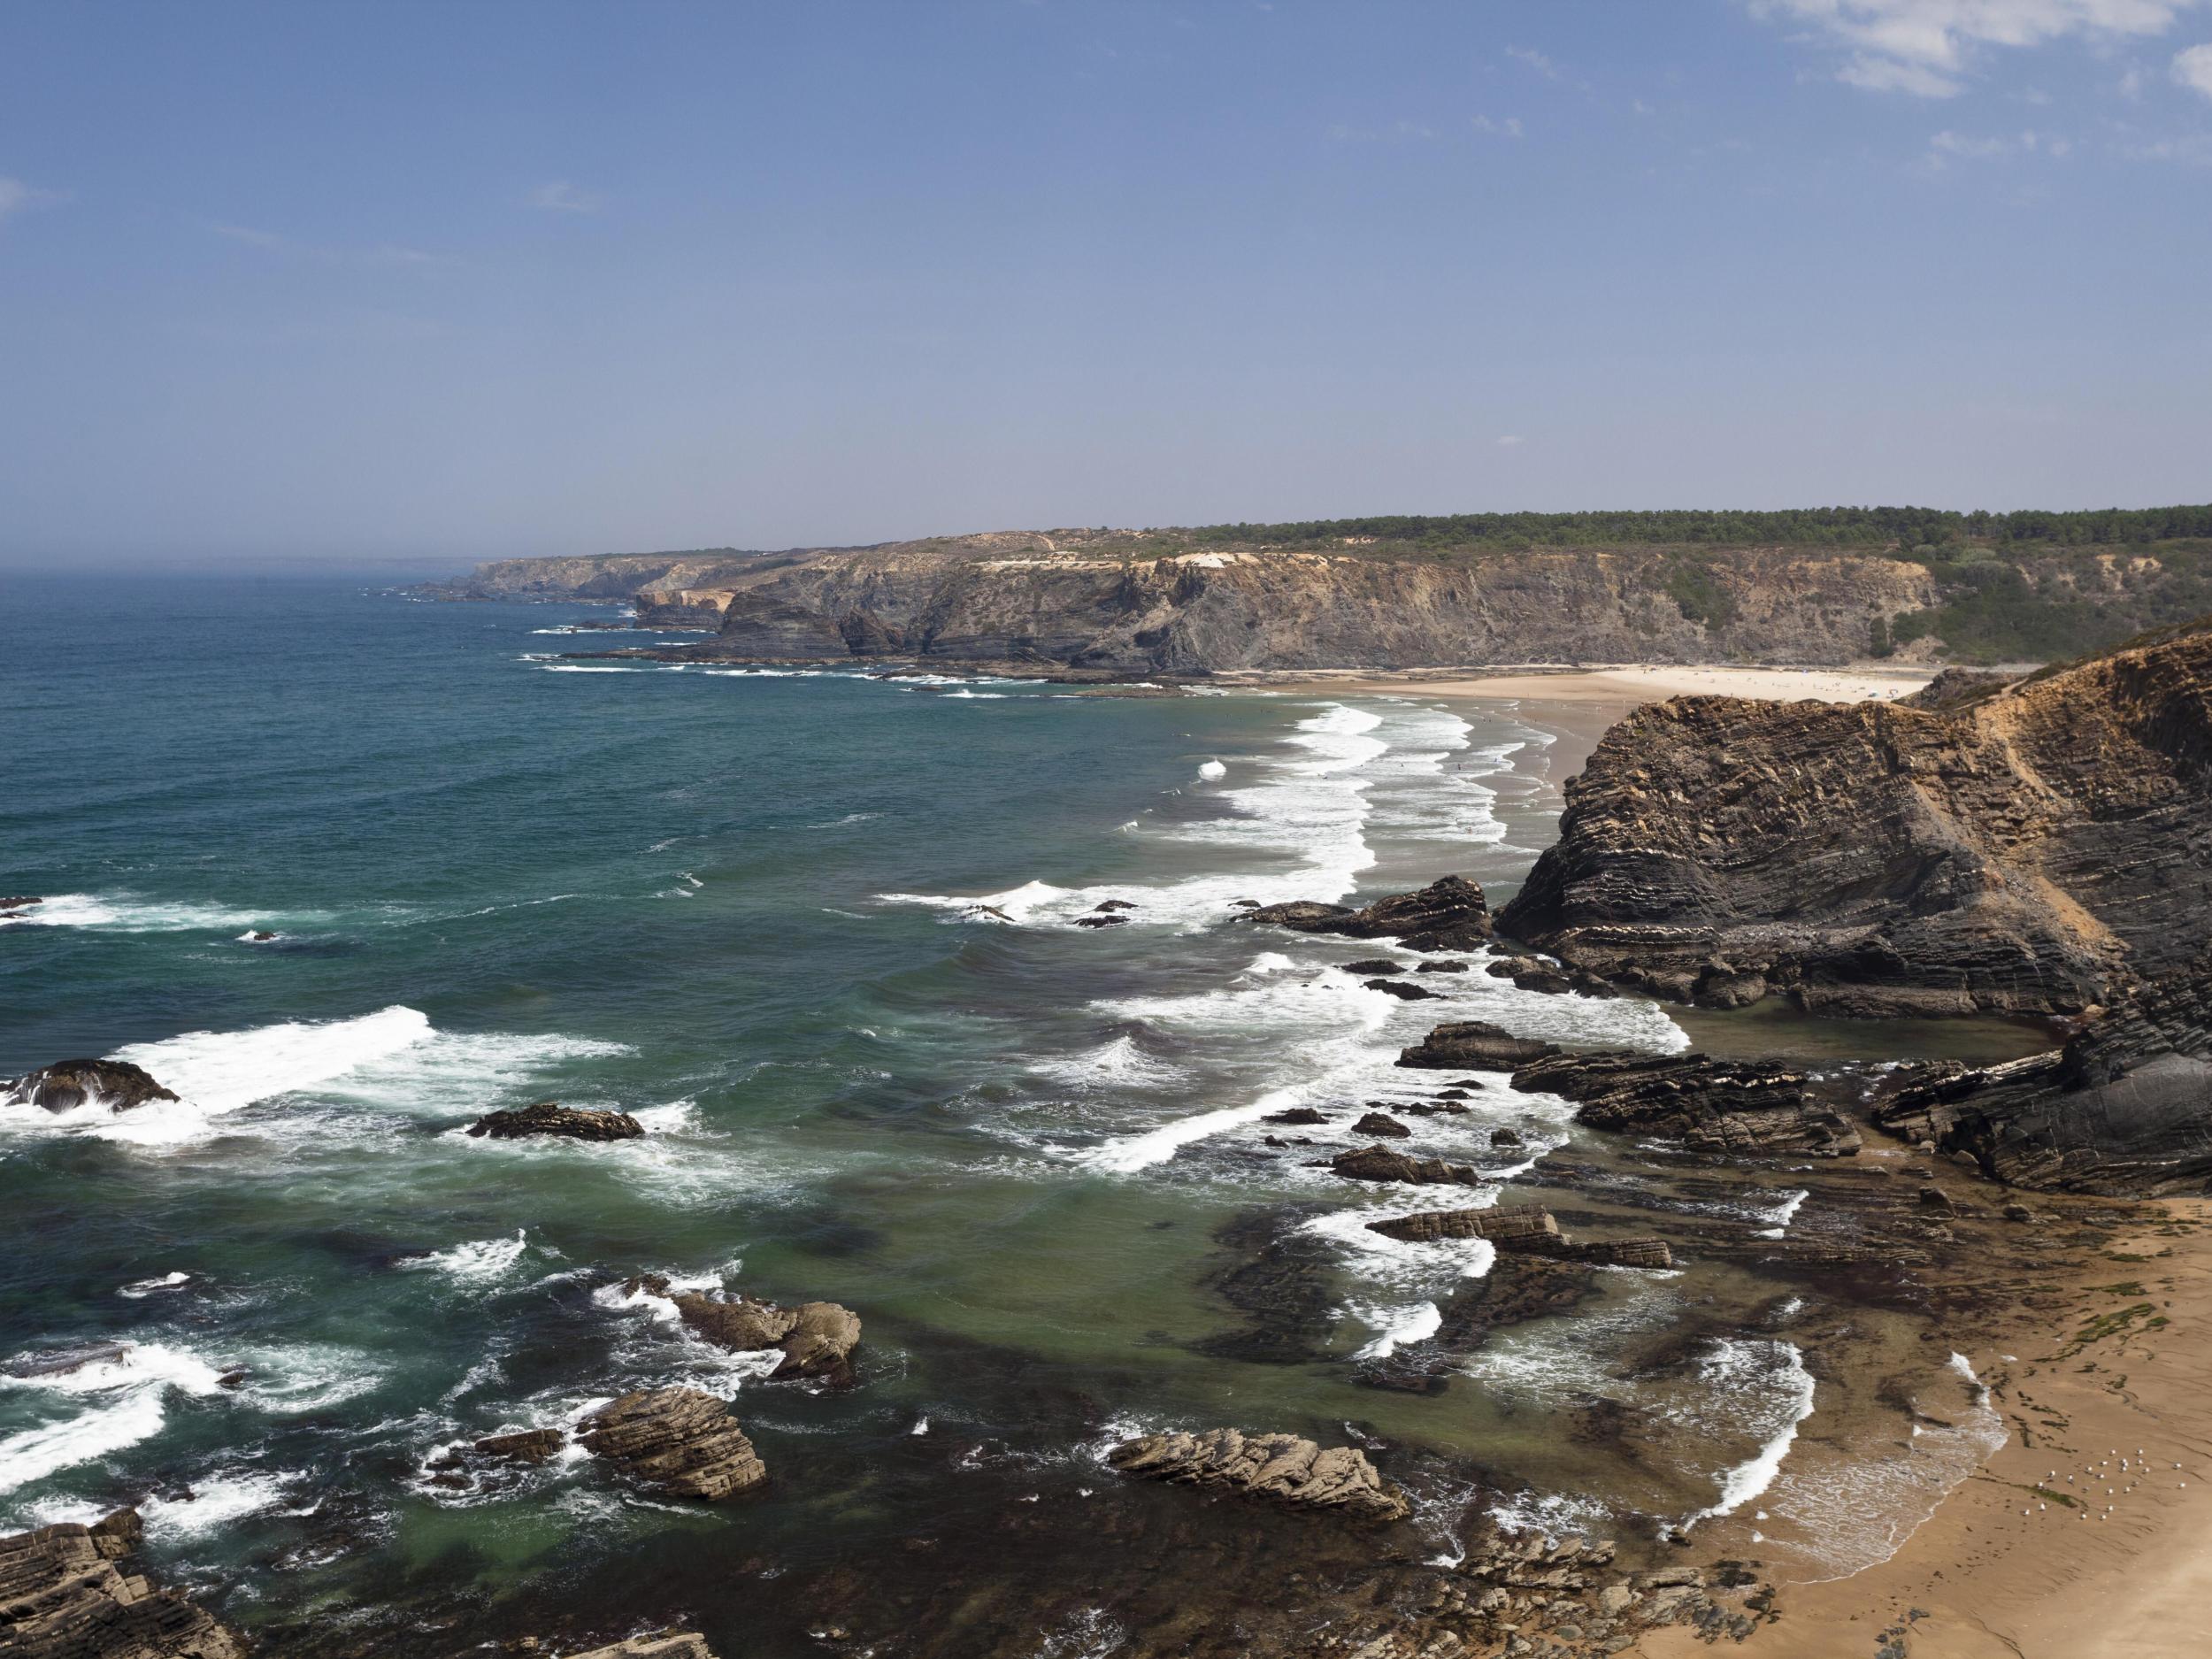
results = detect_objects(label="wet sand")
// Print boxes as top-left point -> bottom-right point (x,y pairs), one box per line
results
1639,1201 -> 2212,1659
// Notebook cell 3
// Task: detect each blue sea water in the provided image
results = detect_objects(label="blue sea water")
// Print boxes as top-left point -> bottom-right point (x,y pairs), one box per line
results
0,576 -> 2015,1652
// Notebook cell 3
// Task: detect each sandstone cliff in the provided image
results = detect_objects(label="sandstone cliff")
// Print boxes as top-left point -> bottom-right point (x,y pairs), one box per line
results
1497,619 -> 2212,1018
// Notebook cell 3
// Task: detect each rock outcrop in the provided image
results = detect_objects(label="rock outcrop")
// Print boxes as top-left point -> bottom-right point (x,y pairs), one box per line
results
567,1638 -> 718,1659
1876,956 -> 2212,1194
1510,1051 -> 1861,1156
1365,1204 -> 1673,1269
1330,1145 -> 1487,1187
1396,1020 -> 1558,1071
1247,877 -> 1489,952
0,1509 -> 243,1658
1107,1427 -> 1409,1522
1499,619 -> 2212,1018
579,1387 -> 767,1500
466,1101 -> 644,1141
3,1060 -> 178,1115
626,1276 -> 862,1382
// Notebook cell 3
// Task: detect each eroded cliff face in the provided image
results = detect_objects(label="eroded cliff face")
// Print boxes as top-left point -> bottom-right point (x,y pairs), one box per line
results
448,551 -> 755,603
678,541 -> 1936,671
1497,621 -> 2212,1019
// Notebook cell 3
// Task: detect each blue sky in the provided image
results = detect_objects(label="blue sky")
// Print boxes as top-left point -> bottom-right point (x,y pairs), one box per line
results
3,1 -> 2209,565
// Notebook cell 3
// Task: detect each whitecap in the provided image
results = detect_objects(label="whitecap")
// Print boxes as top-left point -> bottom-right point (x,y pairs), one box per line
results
4,893 -> 326,933
399,1231 -> 531,1286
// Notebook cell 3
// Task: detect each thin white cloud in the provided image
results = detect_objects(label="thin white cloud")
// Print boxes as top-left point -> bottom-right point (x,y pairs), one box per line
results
1471,113 -> 1526,137
530,180 -> 603,213
2177,40 -> 2212,94
211,221 -> 449,266
1495,434 -> 1526,447
0,175 -> 64,227
1752,0 -> 2207,96
1924,125 -> 2073,159
1505,44 -> 1560,79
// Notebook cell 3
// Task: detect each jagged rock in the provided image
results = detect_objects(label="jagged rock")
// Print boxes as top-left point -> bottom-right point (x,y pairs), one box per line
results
3,1060 -> 179,1115
1352,1111 -> 1412,1139
2003,1202 -> 2034,1221
964,903 -> 1015,924
1107,1427 -> 1408,1522
1416,959 -> 1468,973
1340,958 -> 1402,975
1365,1205 -> 1673,1268
1876,956 -> 2212,1194
466,1101 -> 643,1141
579,1387 -> 766,1499
1072,914 -> 1128,928
1917,1186 -> 1954,1212
1331,1145 -> 1485,1187
1248,877 -> 1490,951
474,1428 -> 565,1464
0,1510 -> 244,1657
0,896 -> 41,917
624,1276 -> 862,1382
1510,1051 -> 1862,1157
1363,978 -> 1441,1001
1498,621 -> 2212,1018
1397,1021 -> 1559,1071
1490,1126 -> 1525,1148
566,1638 -> 718,1659
1094,899 -> 1138,912
1263,1106 -> 1330,1125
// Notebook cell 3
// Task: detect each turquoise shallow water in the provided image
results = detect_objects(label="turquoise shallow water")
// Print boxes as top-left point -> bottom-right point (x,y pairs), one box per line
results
0,577 -> 2026,1653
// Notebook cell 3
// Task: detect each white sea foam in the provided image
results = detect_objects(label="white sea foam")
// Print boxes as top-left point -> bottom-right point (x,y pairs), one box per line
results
1196,759 -> 1227,780
1348,1300 -> 1442,1360
1684,1340 -> 1818,1526
1,1006 -> 442,1147
2,893 -> 327,933
400,1231 -> 532,1285
1028,1033 -> 1186,1094
0,1343 -> 227,1497
879,702 -> 1391,931
141,1471 -> 302,1538
117,1272 -> 191,1299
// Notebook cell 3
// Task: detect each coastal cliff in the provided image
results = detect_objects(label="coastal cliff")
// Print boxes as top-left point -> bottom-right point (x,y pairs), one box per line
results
1496,618 -> 2212,1018
432,507 -> 2212,672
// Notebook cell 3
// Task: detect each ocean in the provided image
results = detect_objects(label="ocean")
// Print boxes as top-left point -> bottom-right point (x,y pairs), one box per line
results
0,576 -> 2025,1655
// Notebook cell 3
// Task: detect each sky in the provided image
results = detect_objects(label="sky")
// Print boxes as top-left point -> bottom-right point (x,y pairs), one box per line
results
2,1 -> 2210,567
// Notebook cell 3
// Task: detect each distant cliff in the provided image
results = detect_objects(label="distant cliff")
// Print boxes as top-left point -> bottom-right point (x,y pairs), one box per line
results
1497,618 -> 2212,1019
431,511 -> 2212,672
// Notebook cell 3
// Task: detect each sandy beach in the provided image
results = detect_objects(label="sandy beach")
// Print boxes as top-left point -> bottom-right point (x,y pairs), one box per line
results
1640,1201 -> 2212,1659
1241,664 -> 1939,704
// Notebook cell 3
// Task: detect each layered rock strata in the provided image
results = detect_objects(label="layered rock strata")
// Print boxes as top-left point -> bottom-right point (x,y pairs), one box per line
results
578,1387 -> 767,1500
0,1509 -> 243,1659
1510,1051 -> 1861,1157
1246,876 -> 1491,952
1107,1428 -> 1409,1522
1498,620 -> 2212,1018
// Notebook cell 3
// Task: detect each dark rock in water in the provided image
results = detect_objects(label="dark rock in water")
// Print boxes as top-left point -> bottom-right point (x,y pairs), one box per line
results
1876,956 -> 2212,1194
3,1059 -> 179,1116
964,903 -> 1015,924
1509,1051 -> 1862,1157
1262,1106 -> 1329,1125
1228,898 -> 1260,910
1331,1145 -> 1485,1187
247,929 -> 276,941
1363,1203 -> 1674,1269
0,1509 -> 245,1657
1072,914 -> 1128,928
1434,1087 -> 1471,1101
1415,959 -> 1469,973
1351,1111 -> 1411,1139
580,1387 -> 767,1500
1497,622 -> 2212,1017
568,1639 -> 718,1659
0,895 -> 40,912
1340,958 -> 1402,975
1247,876 -> 1490,951
1484,956 -> 1602,997
1363,978 -> 1440,1001
474,1427 -> 565,1464
466,1101 -> 644,1141
1093,899 -> 1139,912
1397,1020 -> 1558,1070
6,1342 -> 133,1379
1193,1210 -> 1339,1364
1489,1126 -> 1525,1148
1107,1427 -> 1409,1522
